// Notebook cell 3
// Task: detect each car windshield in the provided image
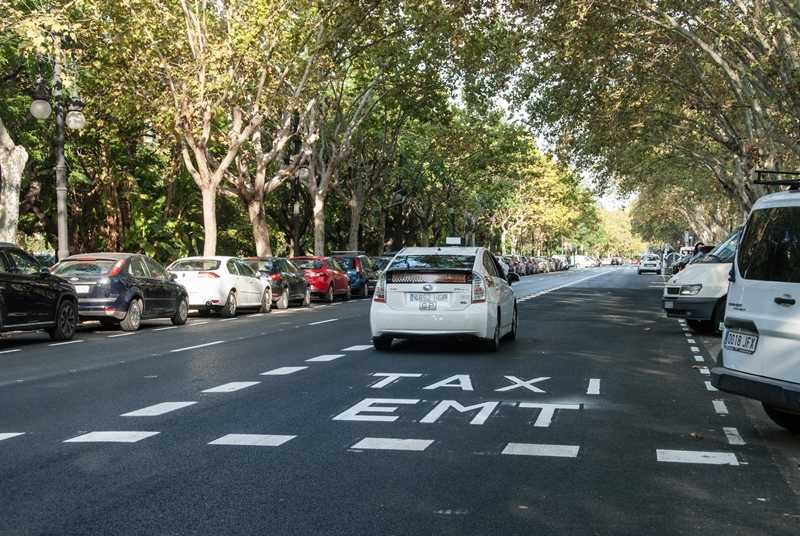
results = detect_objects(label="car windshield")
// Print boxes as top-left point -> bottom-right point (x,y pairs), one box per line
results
295,259 -> 322,270
698,229 -> 741,264
389,254 -> 475,270
53,259 -> 115,276
168,259 -> 221,271
247,259 -> 273,272
642,255 -> 658,261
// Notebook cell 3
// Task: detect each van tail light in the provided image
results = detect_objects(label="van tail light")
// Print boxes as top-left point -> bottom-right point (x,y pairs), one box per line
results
374,276 -> 386,303
198,271 -> 220,278
109,259 -> 127,277
471,273 -> 486,303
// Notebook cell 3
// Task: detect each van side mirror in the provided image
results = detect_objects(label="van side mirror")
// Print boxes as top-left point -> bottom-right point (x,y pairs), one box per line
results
728,267 -> 736,283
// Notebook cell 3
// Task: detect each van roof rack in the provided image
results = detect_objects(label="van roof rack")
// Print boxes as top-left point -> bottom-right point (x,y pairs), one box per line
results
755,170 -> 800,191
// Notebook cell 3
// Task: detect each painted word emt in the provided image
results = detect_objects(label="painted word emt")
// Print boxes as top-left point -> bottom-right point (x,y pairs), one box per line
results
332,374 -> 580,427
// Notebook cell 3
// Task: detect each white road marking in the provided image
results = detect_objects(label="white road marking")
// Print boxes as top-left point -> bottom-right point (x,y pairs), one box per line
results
691,346 -> 701,353
350,437 -> 433,451
342,345 -> 373,351
699,367 -> 710,375
260,366 -> 308,376
656,449 -> 739,465
694,356 -> 705,362
587,379 -> 601,395
705,381 -> 718,391
170,340 -> 225,353
108,332 -> 135,338
682,328 -> 690,332
420,400 -> 499,425
188,321 -> 209,327
48,340 -> 84,347
121,401 -> 197,417
723,427 -> 745,445
306,354 -> 346,363
201,381 -> 260,393
309,318 -> 338,326
502,443 -> 580,458
371,373 -> 423,388
249,313 -> 266,318
0,433 -> 25,442
209,434 -> 296,446
687,338 -> 696,344
518,402 -> 581,427
494,376 -> 549,393
219,318 -> 238,322
713,400 -> 729,415
334,398 -> 419,422
0,349 -> 21,355
154,326 -> 178,331
64,431 -> 159,443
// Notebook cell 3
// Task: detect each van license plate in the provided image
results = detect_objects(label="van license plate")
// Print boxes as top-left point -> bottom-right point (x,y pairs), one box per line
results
663,301 -> 674,309
724,330 -> 758,354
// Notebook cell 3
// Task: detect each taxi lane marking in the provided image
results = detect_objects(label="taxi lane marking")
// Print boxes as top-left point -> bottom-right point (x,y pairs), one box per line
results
306,354 -> 346,362
705,381 -> 718,391
350,437 -> 434,451
501,443 -> 580,458
209,434 -> 296,447
170,341 -> 225,353
201,381 -> 260,393
656,449 -> 739,465
260,366 -> 308,376
121,402 -> 198,417
0,433 -> 25,442
342,345 -> 373,351
587,379 -> 601,395
713,400 -> 729,415
64,431 -> 160,443
723,427 -> 745,445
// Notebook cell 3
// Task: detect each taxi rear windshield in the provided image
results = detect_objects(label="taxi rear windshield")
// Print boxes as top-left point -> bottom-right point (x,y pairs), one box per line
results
389,255 -> 475,270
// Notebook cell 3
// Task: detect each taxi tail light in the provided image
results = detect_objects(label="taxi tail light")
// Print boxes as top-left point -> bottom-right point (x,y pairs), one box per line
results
471,272 -> 486,303
374,276 -> 386,302
109,259 -> 127,277
387,271 -> 470,284
198,271 -> 220,278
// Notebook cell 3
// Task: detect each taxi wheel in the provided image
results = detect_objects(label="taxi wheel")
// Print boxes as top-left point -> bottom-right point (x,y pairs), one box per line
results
506,305 -> 518,341
484,313 -> 501,352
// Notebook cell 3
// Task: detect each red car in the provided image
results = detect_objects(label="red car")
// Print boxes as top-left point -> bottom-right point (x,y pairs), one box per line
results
290,256 -> 351,302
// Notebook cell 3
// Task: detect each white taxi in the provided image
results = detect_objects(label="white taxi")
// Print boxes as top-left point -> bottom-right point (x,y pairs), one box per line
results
370,247 -> 519,352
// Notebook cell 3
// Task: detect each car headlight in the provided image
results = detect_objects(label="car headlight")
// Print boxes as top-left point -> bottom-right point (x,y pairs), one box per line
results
680,284 -> 702,296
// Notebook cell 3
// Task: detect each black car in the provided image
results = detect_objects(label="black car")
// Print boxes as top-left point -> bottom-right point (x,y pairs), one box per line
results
243,257 -> 310,309
51,253 -> 189,331
0,243 -> 78,340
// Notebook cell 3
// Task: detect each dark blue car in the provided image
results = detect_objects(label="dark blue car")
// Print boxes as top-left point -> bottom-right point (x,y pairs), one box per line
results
332,253 -> 378,298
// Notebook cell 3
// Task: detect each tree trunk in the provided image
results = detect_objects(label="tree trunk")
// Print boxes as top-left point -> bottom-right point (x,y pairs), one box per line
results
247,198 -> 272,257
347,191 -> 364,252
201,185 -> 218,256
0,121 -> 28,244
313,191 -> 325,255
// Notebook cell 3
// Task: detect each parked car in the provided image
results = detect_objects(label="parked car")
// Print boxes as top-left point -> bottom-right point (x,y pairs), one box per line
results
53,253 -> 189,331
0,243 -> 78,340
637,254 -> 662,275
166,256 -> 269,317
243,257 -> 310,309
333,252 -> 378,298
661,229 -> 742,333
712,187 -> 800,432
370,256 -> 393,272
370,246 -> 520,352
291,256 -> 351,302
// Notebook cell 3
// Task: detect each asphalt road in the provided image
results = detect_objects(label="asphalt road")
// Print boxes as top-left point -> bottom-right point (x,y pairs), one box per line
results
1,267 -> 799,535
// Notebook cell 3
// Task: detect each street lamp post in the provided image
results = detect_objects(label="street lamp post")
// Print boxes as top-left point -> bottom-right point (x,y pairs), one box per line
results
29,55 -> 86,260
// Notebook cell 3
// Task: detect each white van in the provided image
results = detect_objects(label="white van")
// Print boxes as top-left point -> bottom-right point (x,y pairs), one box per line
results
711,188 -> 800,432
662,229 -> 742,332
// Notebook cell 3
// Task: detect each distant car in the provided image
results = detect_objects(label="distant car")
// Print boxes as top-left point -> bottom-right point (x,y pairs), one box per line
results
638,254 -> 662,275
54,253 -> 189,331
167,256 -> 270,317
242,257 -> 310,309
0,243 -> 78,340
291,256 -> 351,302
332,252 -> 378,298
370,246 -> 520,352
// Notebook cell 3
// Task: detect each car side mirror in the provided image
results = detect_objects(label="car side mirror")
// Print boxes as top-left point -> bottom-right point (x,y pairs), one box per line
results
169,272 -> 178,281
507,272 -> 520,284
39,266 -> 51,276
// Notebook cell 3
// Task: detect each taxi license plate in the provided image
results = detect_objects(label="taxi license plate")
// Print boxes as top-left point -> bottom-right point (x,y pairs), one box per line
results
409,293 -> 448,311
724,330 -> 758,354
663,301 -> 674,309
75,285 -> 90,294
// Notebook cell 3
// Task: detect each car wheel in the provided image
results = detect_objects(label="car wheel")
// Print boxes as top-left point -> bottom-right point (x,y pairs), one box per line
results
302,288 -> 311,307
47,299 -> 78,341
637,270 -> 642,275
344,286 -> 352,301
221,291 -> 237,318
763,404 -> 800,434
259,290 -> 272,313
171,297 -> 189,326
484,312 -> 501,352
373,336 -> 392,351
120,298 -> 143,332
326,285 -> 335,303
506,305 -> 518,341
277,288 -> 290,310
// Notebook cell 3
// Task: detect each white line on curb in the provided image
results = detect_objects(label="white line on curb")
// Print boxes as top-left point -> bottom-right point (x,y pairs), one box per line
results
49,340 -> 84,347
170,340 -> 224,353
723,427 -> 745,445
705,381 -> 718,391
309,318 -> 338,326
0,433 -> 25,442
713,400 -> 729,415
0,349 -> 21,355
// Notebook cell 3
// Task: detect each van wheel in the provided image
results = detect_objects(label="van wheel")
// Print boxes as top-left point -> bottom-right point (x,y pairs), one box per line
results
120,299 -> 143,331
763,404 -> 800,434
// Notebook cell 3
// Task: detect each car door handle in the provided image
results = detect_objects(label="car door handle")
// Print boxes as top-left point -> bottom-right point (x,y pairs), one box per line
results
775,296 -> 796,306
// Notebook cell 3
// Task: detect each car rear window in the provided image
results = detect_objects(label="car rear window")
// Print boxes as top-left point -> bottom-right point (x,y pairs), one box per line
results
389,255 -> 475,270
335,257 -> 355,269
169,259 -> 221,271
295,259 -> 322,270
738,206 -> 800,283
53,259 -> 115,276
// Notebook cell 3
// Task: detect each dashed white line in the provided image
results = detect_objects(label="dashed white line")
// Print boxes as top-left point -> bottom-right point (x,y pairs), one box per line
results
121,401 -> 197,417
687,338 -> 696,344
723,427 -> 745,445
219,318 -> 238,322
48,340 -> 84,347
342,345 -> 373,351
0,433 -> 25,442
705,381 -> 718,391
260,366 -> 308,376
309,318 -> 339,326
154,326 -> 178,332
306,354 -> 346,363
350,437 -> 434,451
188,321 -> 209,327
690,346 -> 701,353
502,443 -> 580,458
586,379 -> 601,395
201,381 -> 260,393
694,356 -> 705,362
0,349 -> 21,355
170,340 -> 225,353
713,400 -> 729,415
699,367 -> 710,375
209,434 -> 296,447
656,449 -> 739,466
108,332 -> 136,338
64,431 -> 160,443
